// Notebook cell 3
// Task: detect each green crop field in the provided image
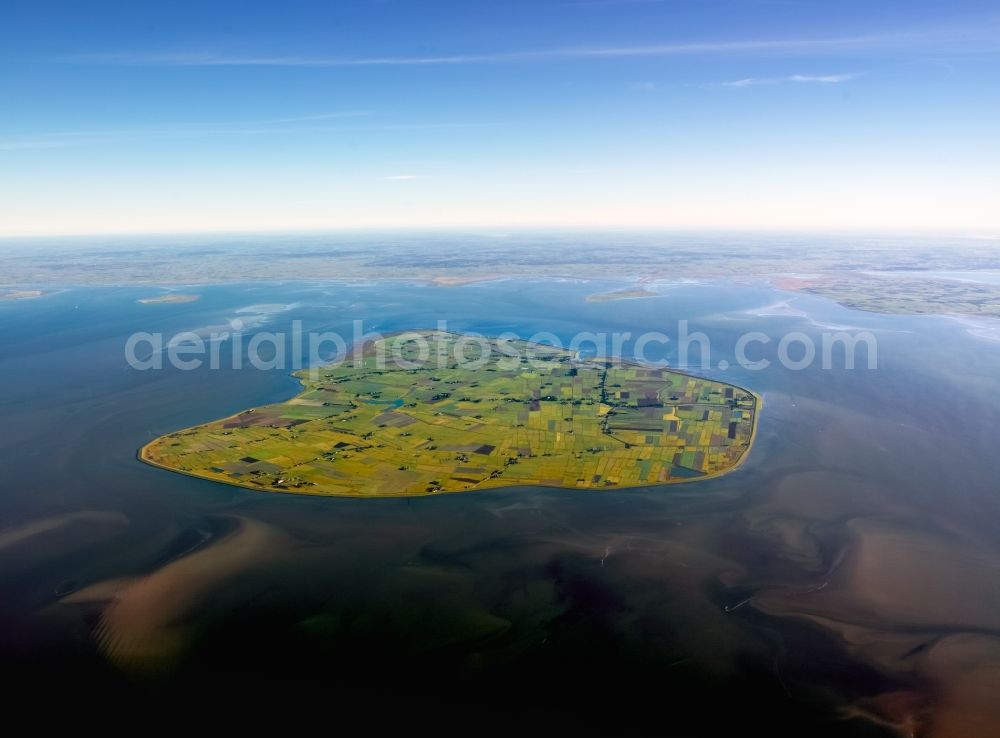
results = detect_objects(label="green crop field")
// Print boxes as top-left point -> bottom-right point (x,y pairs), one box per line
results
141,331 -> 760,496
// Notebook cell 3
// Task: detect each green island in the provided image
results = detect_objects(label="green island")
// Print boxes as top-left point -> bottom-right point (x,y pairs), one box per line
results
137,293 -> 201,305
141,331 -> 760,497
585,286 -> 659,302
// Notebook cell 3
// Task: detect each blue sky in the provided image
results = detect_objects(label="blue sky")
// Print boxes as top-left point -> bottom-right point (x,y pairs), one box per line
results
2,0 -> 999,235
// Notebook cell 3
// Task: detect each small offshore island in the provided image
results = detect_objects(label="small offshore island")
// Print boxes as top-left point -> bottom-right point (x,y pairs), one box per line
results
585,286 -> 660,302
141,332 -> 759,497
137,293 -> 201,304
0,289 -> 45,301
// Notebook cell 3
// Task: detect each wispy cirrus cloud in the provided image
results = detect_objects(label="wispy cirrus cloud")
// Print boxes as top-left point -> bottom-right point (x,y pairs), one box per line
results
721,72 -> 863,87
219,111 -> 372,125
0,113 -> 466,152
2,110 -> 370,141
720,77 -> 774,88
60,20 -> 1000,68
560,0 -> 669,7
788,73 -> 860,83
0,140 -> 72,151
64,44 -> 795,67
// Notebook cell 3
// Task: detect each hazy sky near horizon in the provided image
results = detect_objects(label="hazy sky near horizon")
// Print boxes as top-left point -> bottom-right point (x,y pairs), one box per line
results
2,0 -> 999,236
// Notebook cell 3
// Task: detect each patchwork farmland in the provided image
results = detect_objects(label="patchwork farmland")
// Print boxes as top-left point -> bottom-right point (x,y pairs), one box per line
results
141,331 -> 759,496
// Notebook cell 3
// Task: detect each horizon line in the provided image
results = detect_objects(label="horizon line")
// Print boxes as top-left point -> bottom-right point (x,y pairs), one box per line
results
3,224 -> 997,240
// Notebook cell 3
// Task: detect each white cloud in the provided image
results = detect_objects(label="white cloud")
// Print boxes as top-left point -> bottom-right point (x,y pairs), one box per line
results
561,0 -> 669,6
220,111 -> 372,125
721,77 -> 776,87
0,117 -> 464,151
0,140 -> 71,151
63,20 -> 1000,68
66,42 -> 845,66
720,72 -> 862,87
789,73 -> 861,83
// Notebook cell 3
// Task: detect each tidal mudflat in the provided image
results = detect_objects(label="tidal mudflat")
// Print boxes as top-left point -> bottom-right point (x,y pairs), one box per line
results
2,278 -> 999,734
